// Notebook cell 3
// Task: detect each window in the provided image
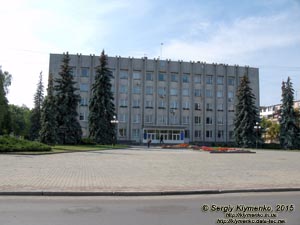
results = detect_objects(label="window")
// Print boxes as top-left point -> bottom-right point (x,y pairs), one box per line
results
182,74 -> 189,83
206,130 -> 213,138
217,130 -> 224,138
206,89 -> 213,98
145,86 -> 153,95
132,86 -> 141,94
195,116 -> 201,124
158,100 -> 166,108
183,101 -> 190,110
228,77 -> 235,85
111,85 -> 115,93
170,88 -> 177,96
228,105 -> 235,112
206,117 -> 213,124
79,112 -> 85,121
145,115 -> 153,123
158,73 -> 166,81
170,115 -> 178,124
206,75 -> 213,84
119,99 -> 128,107
81,68 -> 89,77
217,117 -> 224,125
182,88 -> 189,96
146,72 -> 153,81
132,99 -> 140,108
194,75 -> 201,83
132,114 -> 140,123
120,70 -> 128,79
217,90 -> 223,98
119,114 -> 127,122
158,87 -> 166,96
185,130 -> 190,138
171,73 -> 178,82
80,84 -> 89,92
80,97 -> 88,106
170,101 -> 178,109
119,128 -> 127,137
229,131 -> 234,139
217,76 -> 224,85
120,85 -> 128,93
71,67 -> 77,76
133,71 -> 141,79
145,100 -> 153,108
158,115 -> 167,124
206,103 -> 213,111
182,116 -> 190,124
195,103 -> 201,111
228,91 -> 234,102
132,129 -> 140,138
194,89 -> 201,97
217,103 -> 223,111
195,130 -> 201,138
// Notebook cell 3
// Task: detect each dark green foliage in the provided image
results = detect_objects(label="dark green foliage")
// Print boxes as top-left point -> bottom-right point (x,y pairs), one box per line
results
279,77 -> 299,149
9,104 -> 31,137
29,72 -> 44,140
234,75 -> 260,148
89,50 -> 116,144
40,73 -> 58,145
0,67 -> 11,135
54,52 -> 82,144
0,136 -> 51,152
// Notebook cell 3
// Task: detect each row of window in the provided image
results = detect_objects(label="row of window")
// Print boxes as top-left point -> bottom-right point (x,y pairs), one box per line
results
117,128 -> 234,139
79,113 -> 227,125
72,68 -> 237,86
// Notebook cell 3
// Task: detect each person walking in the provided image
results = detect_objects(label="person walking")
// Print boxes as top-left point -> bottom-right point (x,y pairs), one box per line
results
160,135 -> 164,144
147,139 -> 152,148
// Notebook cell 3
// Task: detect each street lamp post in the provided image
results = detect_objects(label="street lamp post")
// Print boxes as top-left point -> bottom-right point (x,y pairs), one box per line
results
254,122 -> 261,149
110,115 -> 119,146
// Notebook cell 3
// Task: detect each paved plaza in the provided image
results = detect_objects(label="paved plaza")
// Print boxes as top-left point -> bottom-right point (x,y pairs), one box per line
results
0,147 -> 300,193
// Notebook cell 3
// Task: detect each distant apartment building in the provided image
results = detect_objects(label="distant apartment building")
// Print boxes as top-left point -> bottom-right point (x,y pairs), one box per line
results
49,53 -> 259,144
260,100 -> 300,122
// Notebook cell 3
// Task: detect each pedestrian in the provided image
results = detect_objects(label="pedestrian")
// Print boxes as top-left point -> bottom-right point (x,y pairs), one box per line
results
160,135 -> 164,144
147,139 -> 152,148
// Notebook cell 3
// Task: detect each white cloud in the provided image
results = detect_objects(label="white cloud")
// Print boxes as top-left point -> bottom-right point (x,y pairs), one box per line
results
161,11 -> 300,64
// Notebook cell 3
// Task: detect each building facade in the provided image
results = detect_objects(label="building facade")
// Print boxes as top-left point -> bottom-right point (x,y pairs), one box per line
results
49,53 -> 259,144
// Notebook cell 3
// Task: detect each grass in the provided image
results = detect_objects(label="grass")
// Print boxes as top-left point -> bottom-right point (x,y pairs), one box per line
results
2,144 -> 128,155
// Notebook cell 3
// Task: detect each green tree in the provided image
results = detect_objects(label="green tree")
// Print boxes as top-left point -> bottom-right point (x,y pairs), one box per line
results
0,67 -> 12,135
9,104 -> 31,137
89,50 -> 116,144
279,77 -> 299,149
260,117 -> 280,143
234,75 -> 260,148
29,72 -> 44,140
54,52 -> 82,144
40,73 -> 58,145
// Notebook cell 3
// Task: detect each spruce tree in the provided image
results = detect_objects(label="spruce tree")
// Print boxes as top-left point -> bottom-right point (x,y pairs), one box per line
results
234,75 -> 260,148
279,77 -> 299,149
89,50 -> 116,144
40,73 -> 58,145
0,67 -> 11,135
29,72 -> 44,140
54,52 -> 82,144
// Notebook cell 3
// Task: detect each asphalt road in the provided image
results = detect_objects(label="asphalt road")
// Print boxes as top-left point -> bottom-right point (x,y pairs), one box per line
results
0,192 -> 299,225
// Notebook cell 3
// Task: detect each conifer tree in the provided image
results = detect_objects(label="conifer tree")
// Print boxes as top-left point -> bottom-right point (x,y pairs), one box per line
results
54,52 -> 82,144
234,75 -> 260,147
29,72 -> 44,140
40,73 -> 58,145
279,77 -> 299,149
89,50 -> 116,144
0,67 -> 12,135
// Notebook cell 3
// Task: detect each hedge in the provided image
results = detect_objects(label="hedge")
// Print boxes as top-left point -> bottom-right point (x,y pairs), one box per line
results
0,136 -> 51,152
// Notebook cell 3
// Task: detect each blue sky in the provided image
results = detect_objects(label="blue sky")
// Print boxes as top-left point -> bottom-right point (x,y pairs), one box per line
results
0,0 -> 299,108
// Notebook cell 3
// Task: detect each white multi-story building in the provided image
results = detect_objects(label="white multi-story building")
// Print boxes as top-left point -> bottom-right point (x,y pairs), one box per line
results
49,53 -> 259,144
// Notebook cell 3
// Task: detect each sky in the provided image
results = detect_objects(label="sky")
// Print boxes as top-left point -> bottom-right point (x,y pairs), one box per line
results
0,0 -> 300,109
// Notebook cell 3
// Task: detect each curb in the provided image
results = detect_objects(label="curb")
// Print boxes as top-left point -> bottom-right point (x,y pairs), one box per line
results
1,188 -> 300,196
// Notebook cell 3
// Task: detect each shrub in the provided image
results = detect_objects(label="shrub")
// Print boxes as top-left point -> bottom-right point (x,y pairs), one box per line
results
0,136 -> 51,152
80,138 -> 96,145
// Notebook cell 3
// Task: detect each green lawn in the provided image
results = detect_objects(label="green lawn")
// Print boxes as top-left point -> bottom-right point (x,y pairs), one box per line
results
2,144 -> 128,155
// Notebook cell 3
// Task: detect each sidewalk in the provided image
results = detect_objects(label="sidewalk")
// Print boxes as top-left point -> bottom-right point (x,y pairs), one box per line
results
0,147 -> 300,195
